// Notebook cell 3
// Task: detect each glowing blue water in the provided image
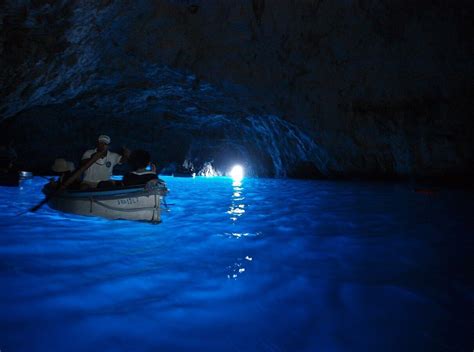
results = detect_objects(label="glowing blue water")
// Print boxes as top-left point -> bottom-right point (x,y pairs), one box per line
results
0,177 -> 472,351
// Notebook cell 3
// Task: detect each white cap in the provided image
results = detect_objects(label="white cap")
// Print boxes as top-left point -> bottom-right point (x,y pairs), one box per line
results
98,135 -> 111,144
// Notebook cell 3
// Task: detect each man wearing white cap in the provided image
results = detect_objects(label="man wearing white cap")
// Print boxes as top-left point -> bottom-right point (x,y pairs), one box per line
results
80,135 -> 130,188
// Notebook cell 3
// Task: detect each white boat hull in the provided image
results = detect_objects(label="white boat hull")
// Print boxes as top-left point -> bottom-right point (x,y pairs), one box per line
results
44,186 -> 166,223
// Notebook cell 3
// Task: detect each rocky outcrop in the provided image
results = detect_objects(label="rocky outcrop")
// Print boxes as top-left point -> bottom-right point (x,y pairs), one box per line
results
1,0 -> 473,178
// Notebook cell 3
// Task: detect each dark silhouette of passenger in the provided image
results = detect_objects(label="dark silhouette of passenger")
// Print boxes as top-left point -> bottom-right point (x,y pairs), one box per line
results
123,150 -> 164,187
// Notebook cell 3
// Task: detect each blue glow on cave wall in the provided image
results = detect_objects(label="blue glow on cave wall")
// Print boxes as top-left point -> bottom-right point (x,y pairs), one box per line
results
0,1 -> 472,351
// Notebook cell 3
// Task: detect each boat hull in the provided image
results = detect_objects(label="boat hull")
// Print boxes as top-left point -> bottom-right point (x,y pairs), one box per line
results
44,186 -> 166,223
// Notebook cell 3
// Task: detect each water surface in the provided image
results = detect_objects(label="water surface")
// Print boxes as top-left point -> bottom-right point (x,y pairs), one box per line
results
0,177 -> 472,351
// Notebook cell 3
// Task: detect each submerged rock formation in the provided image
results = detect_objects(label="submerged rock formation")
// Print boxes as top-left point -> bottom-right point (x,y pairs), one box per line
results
1,0 -> 473,179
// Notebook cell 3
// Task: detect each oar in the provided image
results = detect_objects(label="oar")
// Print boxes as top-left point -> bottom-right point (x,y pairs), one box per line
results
29,151 -> 105,212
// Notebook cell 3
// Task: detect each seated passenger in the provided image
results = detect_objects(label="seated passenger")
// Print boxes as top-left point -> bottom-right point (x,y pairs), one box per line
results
123,150 -> 163,186
51,158 -> 80,189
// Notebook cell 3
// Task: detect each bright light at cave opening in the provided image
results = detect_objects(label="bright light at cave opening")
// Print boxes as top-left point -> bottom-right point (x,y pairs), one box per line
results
230,165 -> 244,181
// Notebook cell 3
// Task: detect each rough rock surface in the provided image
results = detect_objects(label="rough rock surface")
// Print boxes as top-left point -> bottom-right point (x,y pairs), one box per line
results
1,0 -> 473,178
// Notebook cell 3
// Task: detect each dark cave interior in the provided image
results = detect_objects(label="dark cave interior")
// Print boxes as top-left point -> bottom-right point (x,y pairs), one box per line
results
1,0 -> 473,181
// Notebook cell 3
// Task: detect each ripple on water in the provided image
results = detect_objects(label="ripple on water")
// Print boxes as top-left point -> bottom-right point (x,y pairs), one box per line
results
0,177 -> 473,351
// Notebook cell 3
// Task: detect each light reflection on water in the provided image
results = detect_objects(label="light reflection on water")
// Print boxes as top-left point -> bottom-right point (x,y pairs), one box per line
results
0,176 -> 473,352
227,180 -> 246,222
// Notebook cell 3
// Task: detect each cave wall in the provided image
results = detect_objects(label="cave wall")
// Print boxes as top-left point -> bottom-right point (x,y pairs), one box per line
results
1,0 -> 473,178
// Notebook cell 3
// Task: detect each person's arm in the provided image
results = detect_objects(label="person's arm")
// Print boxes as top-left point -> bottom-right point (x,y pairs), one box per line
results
119,147 -> 131,164
81,150 -> 106,167
156,176 -> 165,185
148,163 -> 165,184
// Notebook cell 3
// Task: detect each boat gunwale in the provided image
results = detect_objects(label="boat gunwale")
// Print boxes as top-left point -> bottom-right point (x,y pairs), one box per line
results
43,184 -> 167,200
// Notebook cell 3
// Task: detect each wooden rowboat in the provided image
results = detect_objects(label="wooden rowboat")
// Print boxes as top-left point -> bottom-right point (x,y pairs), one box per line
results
42,183 -> 168,223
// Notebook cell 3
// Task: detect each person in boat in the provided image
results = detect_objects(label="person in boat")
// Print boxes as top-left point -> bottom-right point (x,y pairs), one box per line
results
0,144 -> 19,186
51,158 -> 76,185
0,156 -> 14,174
0,143 -> 18,173
123,150 -> 164,187
0,143 -> 20,187
80,135 -> 130,189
